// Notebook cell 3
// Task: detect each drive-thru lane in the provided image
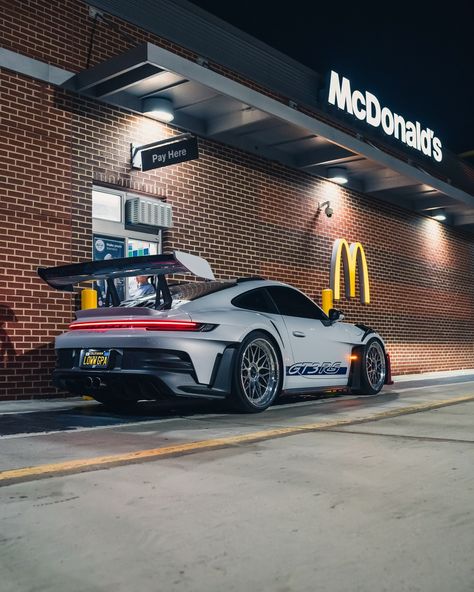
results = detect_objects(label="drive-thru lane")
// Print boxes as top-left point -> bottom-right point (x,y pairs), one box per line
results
1,376 -> 474,592
1,375 -> 474,483
2,373 -> 474,439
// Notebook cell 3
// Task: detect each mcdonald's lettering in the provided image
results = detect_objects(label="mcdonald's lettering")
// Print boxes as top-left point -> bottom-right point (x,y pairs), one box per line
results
330,239 -> 370,304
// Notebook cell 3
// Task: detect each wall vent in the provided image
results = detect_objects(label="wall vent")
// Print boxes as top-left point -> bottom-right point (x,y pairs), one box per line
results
126,197 -> 173,228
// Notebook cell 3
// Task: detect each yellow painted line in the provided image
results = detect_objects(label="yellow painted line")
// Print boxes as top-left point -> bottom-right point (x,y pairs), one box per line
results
1,394 -> 474,485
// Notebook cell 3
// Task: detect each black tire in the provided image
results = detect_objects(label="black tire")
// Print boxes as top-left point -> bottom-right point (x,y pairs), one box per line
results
353,337 -> 386,396
231,331 -> 283,413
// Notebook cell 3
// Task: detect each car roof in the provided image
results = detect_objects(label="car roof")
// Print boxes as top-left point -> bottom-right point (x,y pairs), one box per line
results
184,278 -> 302,303
119,278 -> 309,310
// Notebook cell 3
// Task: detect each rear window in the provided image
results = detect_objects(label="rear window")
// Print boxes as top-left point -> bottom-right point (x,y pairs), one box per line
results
169,280 -> 235,301
120,280 -> 236,308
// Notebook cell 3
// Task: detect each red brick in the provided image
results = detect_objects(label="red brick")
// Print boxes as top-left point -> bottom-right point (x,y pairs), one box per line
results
0,1 -> 474,400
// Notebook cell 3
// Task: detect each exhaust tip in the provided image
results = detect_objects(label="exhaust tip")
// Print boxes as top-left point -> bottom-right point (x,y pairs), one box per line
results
86,376 -> 106,389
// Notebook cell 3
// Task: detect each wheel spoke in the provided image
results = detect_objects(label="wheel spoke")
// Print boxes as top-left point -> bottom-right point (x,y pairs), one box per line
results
251,346 -> 258,363
239,338 -> 280,408
365,342 -> 386,390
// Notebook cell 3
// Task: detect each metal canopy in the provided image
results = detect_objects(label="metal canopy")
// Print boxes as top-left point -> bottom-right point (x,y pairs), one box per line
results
64,42 -> 474,228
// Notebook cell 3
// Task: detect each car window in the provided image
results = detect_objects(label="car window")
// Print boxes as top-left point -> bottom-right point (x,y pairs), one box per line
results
232,288 -> 278,314
169,280 -> 236,301
120,280 -> 236,308
266,286 -> 327,320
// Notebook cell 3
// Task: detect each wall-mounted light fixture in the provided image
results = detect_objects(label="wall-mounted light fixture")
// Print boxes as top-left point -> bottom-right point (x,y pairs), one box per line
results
142,97 -> 175,123
318,200 -> 334,218
327,166 -> 348,185
430,208 -> 447,222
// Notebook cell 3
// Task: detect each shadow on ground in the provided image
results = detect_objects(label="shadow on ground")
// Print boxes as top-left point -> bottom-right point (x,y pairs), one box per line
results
0,390 -> 401,437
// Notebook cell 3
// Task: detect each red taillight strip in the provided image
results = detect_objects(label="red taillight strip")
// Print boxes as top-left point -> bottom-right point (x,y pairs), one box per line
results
69,319 -> 203,331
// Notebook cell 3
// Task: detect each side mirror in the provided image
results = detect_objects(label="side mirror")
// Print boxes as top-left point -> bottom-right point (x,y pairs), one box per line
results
328,308 -> 344,323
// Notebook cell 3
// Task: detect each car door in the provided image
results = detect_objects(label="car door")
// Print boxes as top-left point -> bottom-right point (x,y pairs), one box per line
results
266,286 -> 353,390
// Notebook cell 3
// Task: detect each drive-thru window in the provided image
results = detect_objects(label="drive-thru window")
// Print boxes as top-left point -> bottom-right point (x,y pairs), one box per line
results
92,187 -> 165,304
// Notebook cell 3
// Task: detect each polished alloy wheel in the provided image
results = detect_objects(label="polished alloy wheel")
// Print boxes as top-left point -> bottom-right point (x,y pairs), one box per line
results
366,340 -> 386,391
240,338 -> 279,408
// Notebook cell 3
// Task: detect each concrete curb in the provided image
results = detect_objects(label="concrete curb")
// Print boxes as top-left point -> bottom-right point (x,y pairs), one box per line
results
393,369 -> 474,382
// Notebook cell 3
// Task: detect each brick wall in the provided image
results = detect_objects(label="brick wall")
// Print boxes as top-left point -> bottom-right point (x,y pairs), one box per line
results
0,71 -> 73,398
1,1 -> 474,399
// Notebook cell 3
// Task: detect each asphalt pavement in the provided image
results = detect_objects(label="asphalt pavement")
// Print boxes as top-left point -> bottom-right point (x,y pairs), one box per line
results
1,374 -> 474,592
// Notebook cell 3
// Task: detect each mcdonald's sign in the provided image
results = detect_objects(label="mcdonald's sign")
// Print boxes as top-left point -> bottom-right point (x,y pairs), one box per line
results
330,239 -> 370,304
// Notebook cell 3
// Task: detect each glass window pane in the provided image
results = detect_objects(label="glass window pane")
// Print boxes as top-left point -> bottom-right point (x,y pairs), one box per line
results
92,190 -> 122,222
267,286 -> 326,320
127,239 -> 158,258
232,288 -> 277,313
126,239 -> 158,298
92,234 -> 126,307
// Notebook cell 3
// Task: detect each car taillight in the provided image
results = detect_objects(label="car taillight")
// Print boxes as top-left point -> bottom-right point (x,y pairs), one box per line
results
69,320 -> 216,332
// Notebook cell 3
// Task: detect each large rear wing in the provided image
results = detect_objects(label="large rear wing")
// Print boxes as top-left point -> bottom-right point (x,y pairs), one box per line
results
37,251 -> 215,308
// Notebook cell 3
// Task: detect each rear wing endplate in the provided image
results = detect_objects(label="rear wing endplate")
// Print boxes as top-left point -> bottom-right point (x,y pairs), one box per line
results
37,250 -> 215,292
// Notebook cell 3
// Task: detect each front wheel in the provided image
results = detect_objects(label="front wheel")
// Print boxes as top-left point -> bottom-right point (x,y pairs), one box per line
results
353,338 -> 386,396
231,331 -> 282,413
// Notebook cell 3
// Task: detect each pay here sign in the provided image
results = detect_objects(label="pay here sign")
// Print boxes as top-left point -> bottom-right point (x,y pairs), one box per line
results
140,136 -> 199,171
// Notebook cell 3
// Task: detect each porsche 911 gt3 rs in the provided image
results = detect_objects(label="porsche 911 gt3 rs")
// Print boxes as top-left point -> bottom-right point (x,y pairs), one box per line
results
38,251 -> 390,412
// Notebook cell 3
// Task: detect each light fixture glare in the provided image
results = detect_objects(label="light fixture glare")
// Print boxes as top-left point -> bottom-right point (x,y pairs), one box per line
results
430,208 -> 447,222
327,166 -> 348,184
142,97 -> 175,122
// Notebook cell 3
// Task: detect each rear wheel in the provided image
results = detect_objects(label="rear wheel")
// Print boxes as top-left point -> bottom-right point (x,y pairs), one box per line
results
353,338 -> 386,396
231,331 -> 282,413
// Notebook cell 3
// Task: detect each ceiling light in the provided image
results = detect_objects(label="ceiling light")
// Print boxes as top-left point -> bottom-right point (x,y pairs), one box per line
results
327,166 -> 348,185
142,97 -> 175,122
430,208 -> 447,221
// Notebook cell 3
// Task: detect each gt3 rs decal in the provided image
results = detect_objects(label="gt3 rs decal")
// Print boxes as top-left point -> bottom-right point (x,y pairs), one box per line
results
286,362 -> 348,376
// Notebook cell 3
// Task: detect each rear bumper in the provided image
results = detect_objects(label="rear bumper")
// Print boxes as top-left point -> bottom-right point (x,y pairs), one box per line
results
53,347 -> 236,400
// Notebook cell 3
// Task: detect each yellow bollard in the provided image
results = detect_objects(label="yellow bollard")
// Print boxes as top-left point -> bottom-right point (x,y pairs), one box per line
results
81,288 -> 98,310
81,288 -> 97,400
321,288 -> 334,316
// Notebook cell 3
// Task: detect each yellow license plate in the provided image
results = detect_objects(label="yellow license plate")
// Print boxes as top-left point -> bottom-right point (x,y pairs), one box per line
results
81,350 -> 111,368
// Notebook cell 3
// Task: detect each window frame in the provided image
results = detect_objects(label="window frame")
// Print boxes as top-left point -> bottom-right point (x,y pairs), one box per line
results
92,186 -> 162,249
92,186 -> 163,302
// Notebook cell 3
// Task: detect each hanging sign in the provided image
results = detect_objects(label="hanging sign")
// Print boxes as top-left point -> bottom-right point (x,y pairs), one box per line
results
133,135 -> 199,171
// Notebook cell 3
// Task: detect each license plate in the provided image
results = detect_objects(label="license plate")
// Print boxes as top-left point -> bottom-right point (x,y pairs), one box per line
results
80,350 -> 111,369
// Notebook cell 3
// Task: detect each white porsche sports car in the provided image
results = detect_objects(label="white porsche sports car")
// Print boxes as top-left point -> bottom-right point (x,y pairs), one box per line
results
38,251 -> 390,412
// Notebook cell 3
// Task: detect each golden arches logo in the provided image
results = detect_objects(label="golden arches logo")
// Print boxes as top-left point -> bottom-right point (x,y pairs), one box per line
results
330,239 -> 370,304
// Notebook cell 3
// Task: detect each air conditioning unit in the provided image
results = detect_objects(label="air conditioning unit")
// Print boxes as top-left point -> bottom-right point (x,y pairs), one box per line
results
126,197 -> 173,228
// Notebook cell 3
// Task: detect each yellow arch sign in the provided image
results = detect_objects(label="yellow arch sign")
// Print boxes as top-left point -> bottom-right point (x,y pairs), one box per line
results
330,239 -> 370,304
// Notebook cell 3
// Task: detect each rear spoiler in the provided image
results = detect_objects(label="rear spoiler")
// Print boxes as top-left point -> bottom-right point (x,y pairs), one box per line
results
37,250 -> 215,292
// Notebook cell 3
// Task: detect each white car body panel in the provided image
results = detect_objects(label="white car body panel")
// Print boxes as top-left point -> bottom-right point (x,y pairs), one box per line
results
281,316 -> 364,389
56,279 -> 384,391
39,252 -> 388,408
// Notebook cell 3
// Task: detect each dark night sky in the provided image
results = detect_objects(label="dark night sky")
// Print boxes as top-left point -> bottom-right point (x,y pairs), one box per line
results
189,0 -> 474,156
